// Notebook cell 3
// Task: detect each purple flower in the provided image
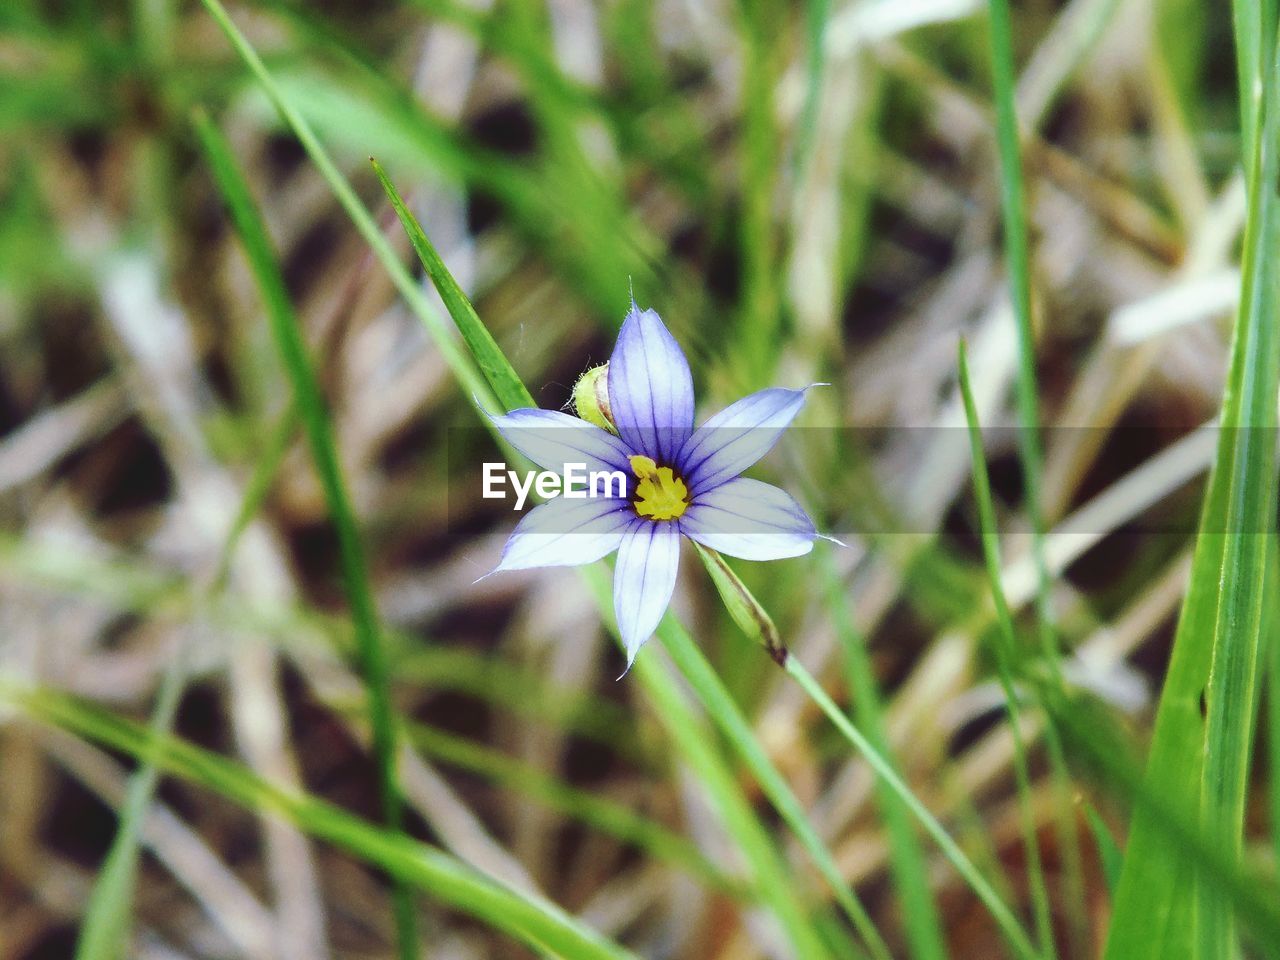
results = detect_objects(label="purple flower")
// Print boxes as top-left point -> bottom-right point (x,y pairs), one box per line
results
488,303 -> 821,669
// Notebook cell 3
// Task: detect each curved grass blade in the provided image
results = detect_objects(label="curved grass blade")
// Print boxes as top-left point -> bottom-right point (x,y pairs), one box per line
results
7,685 -> 637,960
1082,800 -> 1122,896
1104,9 -> 1280,957
193,107 -> 419,957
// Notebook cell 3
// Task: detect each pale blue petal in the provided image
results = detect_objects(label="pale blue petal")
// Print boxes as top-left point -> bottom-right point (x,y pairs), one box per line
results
681,478 -> 817,560
677,386 -> 815,493
490,496 -> 633,574
607,304 -> 695,463
490,407 -> 634,475
613,520 -> 681,670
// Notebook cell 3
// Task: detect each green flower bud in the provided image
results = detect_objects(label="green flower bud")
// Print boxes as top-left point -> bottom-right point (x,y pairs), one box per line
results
572,363 -> 616,434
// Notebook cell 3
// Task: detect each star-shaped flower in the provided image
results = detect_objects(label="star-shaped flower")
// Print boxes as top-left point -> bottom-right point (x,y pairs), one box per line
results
488,303 -> 821,669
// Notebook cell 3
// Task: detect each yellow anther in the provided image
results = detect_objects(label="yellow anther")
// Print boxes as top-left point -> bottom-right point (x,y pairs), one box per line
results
629,455 -> 689,521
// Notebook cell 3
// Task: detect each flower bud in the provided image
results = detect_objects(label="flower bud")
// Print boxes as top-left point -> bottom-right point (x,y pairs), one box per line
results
572,363 -> 617,434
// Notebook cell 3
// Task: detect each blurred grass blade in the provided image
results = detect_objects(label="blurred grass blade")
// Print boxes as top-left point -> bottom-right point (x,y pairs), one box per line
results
401,722 -> 738,893
795,0 -> 830,176
1082,800 -> 1122,896
8,685 -> 637,960
958,340 -> 1057,960
196,0 -> 500,416
73,648 -> 187,960
984,0 -> 1055,668
1234,0 -> 1276,168
735,0 -> 782,382
1104,10 -> 1280,958
192,108 -> 419,958
821,554 -> 947,960
985,1 -> 1087,945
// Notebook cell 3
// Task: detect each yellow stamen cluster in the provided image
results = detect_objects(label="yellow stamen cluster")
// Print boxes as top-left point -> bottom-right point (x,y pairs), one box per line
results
629,455 -> 689,521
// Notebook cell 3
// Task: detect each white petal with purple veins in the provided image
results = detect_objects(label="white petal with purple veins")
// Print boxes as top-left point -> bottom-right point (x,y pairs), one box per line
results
490,407 -> 634,475
489,496 -> 633,574
607,305 -> 695,463
681,478 -> 817,560
613,520 -> 681,669
678,386 -> 815,493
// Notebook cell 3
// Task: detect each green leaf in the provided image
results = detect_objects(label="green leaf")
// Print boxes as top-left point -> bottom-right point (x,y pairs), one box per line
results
371,158 -> 535,413
1104,8 -> 1280,958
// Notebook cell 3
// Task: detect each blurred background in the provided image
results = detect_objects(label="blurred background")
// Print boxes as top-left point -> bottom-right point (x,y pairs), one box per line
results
0,0 -> 1257,957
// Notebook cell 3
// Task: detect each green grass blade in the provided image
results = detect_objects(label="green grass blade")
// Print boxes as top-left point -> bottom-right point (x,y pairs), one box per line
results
195,0 -> 499,416
1082,800 -> 1122,896
192,108 -> 419,958
1233,0 -> 1276,169
822,554 -> 948,960
795,0 -> 830,178
958,340 -> 1056,959
735,0 -> 782,382
401,722 -> 739,894
370,158 -> 535,412
784,655 -> 1039,960
984,3 -> 1086,945
984,0 -> 1055,670
1104,11 -> 1280,958
579,565 -> 850,960
651,606 -> 891,960
73,647 -> 187,960
8,685 -> 636,960
1269,542 -> 1280,885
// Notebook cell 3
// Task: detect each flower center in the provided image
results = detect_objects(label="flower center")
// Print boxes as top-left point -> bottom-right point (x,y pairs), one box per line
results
629,455 -> 689,521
